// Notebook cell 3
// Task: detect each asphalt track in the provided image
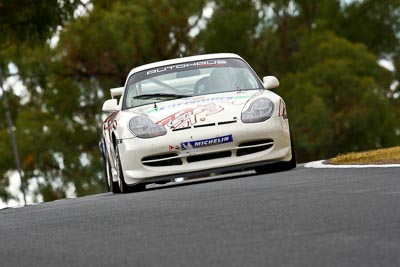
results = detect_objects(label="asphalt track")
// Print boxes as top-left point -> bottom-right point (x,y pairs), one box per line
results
0,166 -> 399,267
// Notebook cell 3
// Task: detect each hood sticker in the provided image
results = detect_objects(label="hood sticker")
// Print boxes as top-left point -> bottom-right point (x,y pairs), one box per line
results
157,103 -> 224,129
145,95 -> 250,114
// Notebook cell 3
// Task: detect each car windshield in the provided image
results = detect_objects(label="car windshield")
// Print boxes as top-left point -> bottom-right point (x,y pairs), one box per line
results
122,58 -> 263,110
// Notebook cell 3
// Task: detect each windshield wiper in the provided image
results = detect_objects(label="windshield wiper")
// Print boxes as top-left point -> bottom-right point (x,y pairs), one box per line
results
132,93 -> 190,100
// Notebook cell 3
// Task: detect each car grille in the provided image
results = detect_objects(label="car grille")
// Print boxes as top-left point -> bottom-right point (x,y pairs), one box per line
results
142,153 -> 183,166
141,139 -> 274,167
187,151 -> 232,163
237,139 -> 274,156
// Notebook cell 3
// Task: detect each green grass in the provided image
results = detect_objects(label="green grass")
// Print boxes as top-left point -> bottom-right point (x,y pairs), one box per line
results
330,146 -> 400,165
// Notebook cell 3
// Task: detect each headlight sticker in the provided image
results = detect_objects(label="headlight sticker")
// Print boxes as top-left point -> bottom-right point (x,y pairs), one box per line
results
278,99 -> 287,118
180,135 -> 233,150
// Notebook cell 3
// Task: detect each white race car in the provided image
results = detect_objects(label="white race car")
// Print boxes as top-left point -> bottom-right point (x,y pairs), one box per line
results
100,53 -> 296,193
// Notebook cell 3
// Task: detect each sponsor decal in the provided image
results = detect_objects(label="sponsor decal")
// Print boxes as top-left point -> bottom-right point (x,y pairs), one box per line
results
180,135 -> 233,150
145,95 -> 250,114
146,60 -> 227,76
168,145 -> 180,151
104,123 -> 112,131
157,103 -> 224,129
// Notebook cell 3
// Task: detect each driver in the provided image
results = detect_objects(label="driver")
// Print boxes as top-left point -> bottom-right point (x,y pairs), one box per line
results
209,68 -> 235,93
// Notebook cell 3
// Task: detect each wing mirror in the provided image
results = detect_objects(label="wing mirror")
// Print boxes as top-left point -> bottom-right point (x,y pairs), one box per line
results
262,76 -> 280,90
102,99 -> 118,112
110,87 -> 123,99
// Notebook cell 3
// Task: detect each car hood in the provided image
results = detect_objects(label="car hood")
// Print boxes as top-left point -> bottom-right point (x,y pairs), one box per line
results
121,90 -> 278,130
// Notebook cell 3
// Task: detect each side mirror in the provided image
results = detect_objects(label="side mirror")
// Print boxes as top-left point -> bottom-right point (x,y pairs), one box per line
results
102,99 -> 118,112
110,87 -> 124,99
262,76 -> 280,90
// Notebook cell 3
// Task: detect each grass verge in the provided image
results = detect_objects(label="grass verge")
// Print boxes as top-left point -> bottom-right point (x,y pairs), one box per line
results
330,146 -> 400,165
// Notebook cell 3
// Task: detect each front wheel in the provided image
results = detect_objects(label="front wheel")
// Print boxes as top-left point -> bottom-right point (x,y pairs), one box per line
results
115,145 -> 146,193
106,153 -> 121,194
255,137 -> 297,174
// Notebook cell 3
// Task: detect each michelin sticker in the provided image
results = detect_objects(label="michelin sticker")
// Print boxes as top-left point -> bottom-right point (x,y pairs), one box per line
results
181,135 -> 233,150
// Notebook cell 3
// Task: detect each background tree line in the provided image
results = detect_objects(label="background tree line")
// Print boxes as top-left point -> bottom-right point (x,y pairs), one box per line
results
1,0 -> 399,203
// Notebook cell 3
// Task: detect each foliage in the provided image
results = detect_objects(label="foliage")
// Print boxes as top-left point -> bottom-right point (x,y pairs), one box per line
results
0,0 -> 82,48
58,0 -> 206,85
0,0 -> 85,202
280,33 -> 398,160
338,0 -> 400,57
330,146 -> 400,165
197,0 -> 260,63
0,0 -> 399,203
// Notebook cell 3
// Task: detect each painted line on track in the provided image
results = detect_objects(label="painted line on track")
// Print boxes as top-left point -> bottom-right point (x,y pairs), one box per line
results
305,160 -> 400,168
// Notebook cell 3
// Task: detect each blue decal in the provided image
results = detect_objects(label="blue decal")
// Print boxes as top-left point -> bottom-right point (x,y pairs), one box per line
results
181,135 -> 233,150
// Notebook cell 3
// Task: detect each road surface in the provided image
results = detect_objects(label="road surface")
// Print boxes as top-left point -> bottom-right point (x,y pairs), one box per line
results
0,166 -> 399,266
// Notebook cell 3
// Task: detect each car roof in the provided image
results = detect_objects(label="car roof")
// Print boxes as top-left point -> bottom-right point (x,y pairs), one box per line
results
127,53 -> 243,77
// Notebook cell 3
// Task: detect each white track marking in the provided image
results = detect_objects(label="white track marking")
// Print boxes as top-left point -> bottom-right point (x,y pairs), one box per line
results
305,160 -> 400,168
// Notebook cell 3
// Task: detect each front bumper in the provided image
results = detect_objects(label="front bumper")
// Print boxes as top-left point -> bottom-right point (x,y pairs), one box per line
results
118,116 -> 292,185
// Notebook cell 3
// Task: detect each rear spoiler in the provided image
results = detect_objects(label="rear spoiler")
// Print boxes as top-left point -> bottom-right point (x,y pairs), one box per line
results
110,87 -> 123,99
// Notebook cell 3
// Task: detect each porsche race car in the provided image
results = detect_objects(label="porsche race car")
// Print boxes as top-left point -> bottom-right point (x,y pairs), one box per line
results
100,53 -> 296,193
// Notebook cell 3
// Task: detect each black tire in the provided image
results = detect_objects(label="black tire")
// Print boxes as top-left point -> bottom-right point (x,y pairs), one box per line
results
100,138 -> 111,192
115,145 -> 146,193
102,154 -> 111,192
101,137 -> 121,193
255,137 -> 297,174
106,153 -> 121,194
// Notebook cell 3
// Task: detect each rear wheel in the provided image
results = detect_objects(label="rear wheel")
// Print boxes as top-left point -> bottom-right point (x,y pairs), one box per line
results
115,145 -> 146,193
255,137 -> 297,174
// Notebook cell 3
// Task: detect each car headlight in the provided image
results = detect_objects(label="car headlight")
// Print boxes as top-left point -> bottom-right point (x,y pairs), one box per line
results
128,116 -> 167,138
241,98 -> 274,123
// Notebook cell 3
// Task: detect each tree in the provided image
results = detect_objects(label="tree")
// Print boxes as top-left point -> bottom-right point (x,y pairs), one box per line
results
0,0 -> 208,202
338,0 -> 400,57
0,0 -> 81,48
199,0 -> 399,161
280,33 -> 398,160
0,0 -> 83,203
197,0 -> 260,63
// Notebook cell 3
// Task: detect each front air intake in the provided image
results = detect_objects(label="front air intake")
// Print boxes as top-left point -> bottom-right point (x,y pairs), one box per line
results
237,139 -> 274,156
142,153 -> 183,166
187,151 -> 232,163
